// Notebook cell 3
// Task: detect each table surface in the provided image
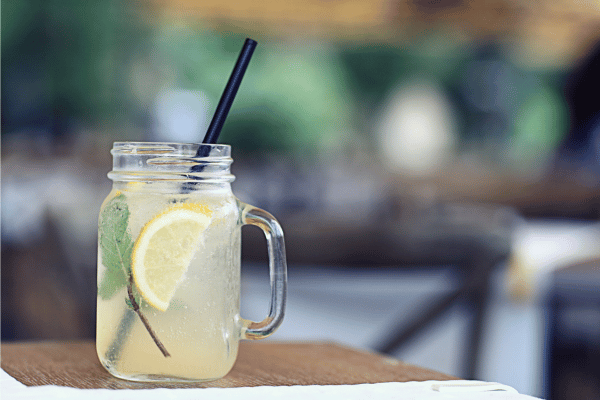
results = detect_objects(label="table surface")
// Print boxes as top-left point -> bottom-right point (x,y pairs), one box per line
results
1,340 -> 455,389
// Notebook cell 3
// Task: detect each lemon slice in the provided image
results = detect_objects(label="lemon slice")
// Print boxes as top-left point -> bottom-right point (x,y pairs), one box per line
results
132,203 -> 212,311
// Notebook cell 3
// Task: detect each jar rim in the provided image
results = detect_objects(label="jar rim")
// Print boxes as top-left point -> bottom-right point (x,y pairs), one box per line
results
111,142 -> 231,158
109,141 -> 234,183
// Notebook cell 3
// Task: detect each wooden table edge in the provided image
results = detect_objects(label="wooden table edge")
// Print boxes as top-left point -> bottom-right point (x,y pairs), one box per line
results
1,339 -> 457,389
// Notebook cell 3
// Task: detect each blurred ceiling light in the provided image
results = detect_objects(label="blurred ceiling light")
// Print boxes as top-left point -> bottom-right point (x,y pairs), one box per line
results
376,78 -> 457,177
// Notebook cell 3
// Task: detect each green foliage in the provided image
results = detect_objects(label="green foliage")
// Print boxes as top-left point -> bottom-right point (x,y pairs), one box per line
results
339,31 -> 469,110
150,27 -> 354,154
98,193 -> 133,300
2,0 -> 153,132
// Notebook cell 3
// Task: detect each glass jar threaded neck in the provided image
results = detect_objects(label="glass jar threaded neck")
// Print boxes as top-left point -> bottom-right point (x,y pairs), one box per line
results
108,142 -> 234,183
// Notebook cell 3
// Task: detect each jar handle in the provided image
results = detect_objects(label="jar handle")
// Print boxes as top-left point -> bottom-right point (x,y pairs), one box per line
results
240,203 -> 287,339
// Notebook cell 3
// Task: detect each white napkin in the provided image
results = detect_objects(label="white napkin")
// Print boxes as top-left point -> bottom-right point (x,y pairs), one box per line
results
0,368 -> 542,400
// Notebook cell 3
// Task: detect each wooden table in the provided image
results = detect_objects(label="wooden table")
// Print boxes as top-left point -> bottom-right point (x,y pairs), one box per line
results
1,340 -> 455,389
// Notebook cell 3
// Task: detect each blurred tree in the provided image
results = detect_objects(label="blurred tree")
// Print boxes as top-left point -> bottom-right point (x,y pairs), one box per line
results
339,30 -> 468,139
1,0 -> 152,138
145,25 -> 354,155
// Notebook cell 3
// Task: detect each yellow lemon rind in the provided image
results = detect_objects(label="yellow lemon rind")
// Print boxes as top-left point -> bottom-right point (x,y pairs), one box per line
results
131,204 -> 212,311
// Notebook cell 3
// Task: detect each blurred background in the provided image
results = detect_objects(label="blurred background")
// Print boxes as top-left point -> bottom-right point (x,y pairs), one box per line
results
3,0 -> 600,398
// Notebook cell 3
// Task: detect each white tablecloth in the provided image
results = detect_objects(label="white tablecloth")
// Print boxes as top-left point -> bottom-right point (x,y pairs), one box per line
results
1,369 -> 542,399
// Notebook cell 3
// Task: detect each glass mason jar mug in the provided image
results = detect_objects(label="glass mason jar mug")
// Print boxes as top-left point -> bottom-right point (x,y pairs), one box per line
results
96,142 -> 287,382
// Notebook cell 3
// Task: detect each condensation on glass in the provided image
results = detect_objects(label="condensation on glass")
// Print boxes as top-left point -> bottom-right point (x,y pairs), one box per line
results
96,142 -> 287,382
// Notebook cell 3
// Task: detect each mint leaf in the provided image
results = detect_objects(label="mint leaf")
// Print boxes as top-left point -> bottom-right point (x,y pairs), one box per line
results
98,266 -> 128,300
98,193 -> 133,300
98,192 -> 170,357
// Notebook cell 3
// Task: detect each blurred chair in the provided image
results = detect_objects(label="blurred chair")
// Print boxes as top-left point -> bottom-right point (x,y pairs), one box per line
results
243,200 -> 517,379
546,258 -> 600,400
1,213 -> 95,340
372,202 -> 515,379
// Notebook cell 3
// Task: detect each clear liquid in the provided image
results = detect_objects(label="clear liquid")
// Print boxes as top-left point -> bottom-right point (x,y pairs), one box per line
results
96,183 -> 242,381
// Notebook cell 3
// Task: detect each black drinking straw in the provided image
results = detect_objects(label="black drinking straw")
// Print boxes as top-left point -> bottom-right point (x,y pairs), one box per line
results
193,38 -> 257,165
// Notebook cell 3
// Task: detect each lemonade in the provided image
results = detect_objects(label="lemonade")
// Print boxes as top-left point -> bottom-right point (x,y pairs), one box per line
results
97,186 -> 240,381
96,142 -> 286,382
